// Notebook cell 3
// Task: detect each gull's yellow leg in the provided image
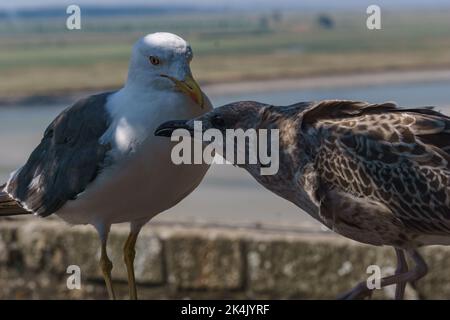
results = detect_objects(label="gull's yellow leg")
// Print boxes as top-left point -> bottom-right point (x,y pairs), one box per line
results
100,242 -> 116,300
123,231 -> 139,300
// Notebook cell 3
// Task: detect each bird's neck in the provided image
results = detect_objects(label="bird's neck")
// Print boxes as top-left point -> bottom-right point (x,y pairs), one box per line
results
109,83 -> 206,125
122,79 -> 159,96
242,114 -> 321,220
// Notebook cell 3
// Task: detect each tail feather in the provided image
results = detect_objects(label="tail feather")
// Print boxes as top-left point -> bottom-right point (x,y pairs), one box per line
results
0,184 -> 30,216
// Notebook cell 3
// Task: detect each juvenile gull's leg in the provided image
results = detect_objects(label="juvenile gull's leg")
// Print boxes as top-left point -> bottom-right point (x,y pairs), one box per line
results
394,248 -> 408,300
338,250 -> 427,300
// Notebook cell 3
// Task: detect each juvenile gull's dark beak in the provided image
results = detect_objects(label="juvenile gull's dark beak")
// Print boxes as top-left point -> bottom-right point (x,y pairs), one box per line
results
154,120 -> 191,137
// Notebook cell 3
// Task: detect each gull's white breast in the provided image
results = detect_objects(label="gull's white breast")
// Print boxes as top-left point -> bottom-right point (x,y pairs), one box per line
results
56,87 -> 211,226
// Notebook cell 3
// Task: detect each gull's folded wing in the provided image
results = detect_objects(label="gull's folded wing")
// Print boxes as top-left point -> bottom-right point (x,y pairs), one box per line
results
0,186 -> 29,216
302,100 -> 450,236
1,92 -> 114,217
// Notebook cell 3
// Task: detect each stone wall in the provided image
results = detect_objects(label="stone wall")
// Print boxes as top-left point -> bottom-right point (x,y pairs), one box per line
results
1,218 -> 450,299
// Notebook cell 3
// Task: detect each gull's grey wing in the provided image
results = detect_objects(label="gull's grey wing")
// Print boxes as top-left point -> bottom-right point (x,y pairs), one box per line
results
2,92 -> 114,217
303,100 -> 450,237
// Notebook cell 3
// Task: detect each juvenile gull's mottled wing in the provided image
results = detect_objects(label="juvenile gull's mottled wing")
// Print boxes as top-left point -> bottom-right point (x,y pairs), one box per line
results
303,100 -> 450,237
2,92 -> 113,217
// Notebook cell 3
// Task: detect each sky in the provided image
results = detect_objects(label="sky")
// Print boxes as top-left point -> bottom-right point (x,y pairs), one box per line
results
1,0 -> 449,10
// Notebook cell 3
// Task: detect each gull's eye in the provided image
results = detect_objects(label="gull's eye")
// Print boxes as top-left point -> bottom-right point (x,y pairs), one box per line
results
211,115 -> 225,128
149,56 -> 161,66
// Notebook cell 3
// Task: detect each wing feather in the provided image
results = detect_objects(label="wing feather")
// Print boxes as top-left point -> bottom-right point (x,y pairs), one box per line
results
3,92 -> 113,217
303,100 -> 450,236
0,185 -> 29,216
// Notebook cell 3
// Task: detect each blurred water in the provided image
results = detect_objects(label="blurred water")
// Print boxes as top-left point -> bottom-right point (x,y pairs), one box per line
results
0,80 -> 449,228
211,80 -> 450,109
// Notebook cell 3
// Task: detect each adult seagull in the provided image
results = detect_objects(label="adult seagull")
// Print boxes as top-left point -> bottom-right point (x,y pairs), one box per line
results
0,32 -> 212,299
156,100 -> 450,299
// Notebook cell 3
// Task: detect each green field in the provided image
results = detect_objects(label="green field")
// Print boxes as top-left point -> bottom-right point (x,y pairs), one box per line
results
1,10 -> 450,97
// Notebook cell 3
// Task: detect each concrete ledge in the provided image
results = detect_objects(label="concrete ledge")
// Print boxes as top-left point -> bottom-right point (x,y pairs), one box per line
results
0,218 -> 450,299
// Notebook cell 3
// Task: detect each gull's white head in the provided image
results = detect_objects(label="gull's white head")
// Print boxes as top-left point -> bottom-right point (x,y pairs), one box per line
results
126,32 -> 203,107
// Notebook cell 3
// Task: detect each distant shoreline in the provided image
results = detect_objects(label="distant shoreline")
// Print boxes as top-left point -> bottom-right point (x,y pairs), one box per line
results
204,68 -> 450,96
1,68 -> 450,108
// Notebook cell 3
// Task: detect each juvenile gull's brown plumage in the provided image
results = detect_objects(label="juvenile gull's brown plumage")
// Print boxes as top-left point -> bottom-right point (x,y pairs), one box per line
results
156,99 -> 450,299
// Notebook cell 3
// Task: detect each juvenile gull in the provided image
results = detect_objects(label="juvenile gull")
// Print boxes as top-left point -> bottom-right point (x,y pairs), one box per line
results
156,100 -> 450,299
0,32 -> 212,299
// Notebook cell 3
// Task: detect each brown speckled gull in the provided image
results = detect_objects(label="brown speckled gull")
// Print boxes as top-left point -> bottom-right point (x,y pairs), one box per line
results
156,99 -> 450,299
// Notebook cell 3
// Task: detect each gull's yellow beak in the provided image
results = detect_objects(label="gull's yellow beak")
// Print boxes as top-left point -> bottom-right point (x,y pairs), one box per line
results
161,74 -> 204,108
